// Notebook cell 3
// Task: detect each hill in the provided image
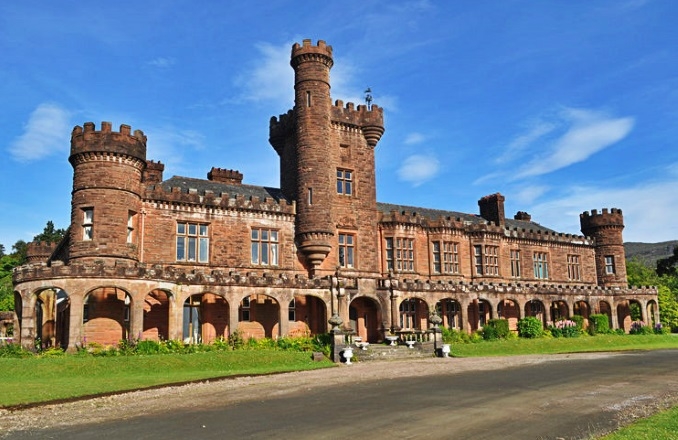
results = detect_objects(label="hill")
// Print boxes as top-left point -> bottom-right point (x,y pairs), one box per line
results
624,240 -> 678,268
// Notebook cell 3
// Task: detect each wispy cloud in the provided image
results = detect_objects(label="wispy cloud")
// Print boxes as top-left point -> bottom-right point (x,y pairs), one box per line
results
145,126 -> 206,174
404,132 -> 426,145
525,175 -> 678,242
9,103 -> 71,162
515,108 -> 634,179
495,122 -> 555,164
147,57 -> 176,68
397,154 -> 440,187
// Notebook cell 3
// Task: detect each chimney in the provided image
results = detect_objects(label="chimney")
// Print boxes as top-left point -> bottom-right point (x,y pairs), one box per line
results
514,211 -> 531,222
478,193 -> 506,227
143,160 -> 165,183
207,167 -> 243,185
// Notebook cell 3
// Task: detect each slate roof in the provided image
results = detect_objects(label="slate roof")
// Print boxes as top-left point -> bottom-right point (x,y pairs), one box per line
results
155,176 -> 560,234
158,176 -> 290,203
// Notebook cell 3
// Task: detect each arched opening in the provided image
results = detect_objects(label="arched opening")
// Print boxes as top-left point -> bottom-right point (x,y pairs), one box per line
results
524,299 -> 546,326
550,300 -> 569,322
467,299 -> 492,331
349,296 -> 382,343
618,299 -> 643,333
83,287 -> 131,346
33,288 -> 69,349
288,295 -> 327,337
238,294 -> 279,339
435,298 -> 462,330
182,293 -> 229,344
647,300 -> 659,327
399,297 -> 428,330
12,292 -> 22,344
573,301 -> 591,329
143,289 -> 171,341
597,301 -> 613,330
497,299 -> 520,331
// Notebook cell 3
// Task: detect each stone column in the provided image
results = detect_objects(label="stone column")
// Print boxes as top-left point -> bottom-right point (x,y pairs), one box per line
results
130,292 -> 144,340
279,302 -> 290,337
68,295 -> 83,351
610,301 -> 619,331
567,301 -> 575,320
229,298 -> 240,338
20,294 -> 35,350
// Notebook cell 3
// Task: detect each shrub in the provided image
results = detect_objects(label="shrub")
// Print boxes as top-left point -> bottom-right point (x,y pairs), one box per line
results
441,327 -> 471,344
588,314 -> 610,335
629,321 -> 653,335
570,315 -> 584,331
482,319 -> 510,340
517,316 -> 543,338
0,341 -> 33,358
654,323 -> 669,335
556,320 -> 580,338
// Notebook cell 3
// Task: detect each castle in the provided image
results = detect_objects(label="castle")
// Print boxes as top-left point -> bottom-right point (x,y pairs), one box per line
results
12,40 -> 658,354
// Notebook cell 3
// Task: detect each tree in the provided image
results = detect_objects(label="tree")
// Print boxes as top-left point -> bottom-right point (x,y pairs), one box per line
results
656,246 -> 678,277
627,259 -> 678,332
33,220 -> 66,244
11,240 -> 27,265
0,244 -> 5,257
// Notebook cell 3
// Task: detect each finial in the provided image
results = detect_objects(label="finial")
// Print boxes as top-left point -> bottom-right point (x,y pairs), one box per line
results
364,87 -> 373,110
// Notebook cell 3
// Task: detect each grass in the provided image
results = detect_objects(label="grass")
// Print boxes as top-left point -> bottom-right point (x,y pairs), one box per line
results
0,350 -> 334,408
449,333 -> 678,357
598,405 -> 678,440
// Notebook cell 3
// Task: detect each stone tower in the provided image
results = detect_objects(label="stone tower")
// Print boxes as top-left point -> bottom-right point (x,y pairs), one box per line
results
68,122 -> 147,264
580,208 -> 628,287
270,39 -> 385,276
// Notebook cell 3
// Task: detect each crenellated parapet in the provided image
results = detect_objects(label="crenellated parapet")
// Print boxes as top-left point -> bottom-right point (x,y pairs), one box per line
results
25,241 -> 58,264
70,122 -> 147,165
290,39 -> 333,69
13,261 -> 361,291
207,167 -> 243,185
143,160 -> 165,183
269,111 -> 294,155
377,276 -> 657,298
580,208 -> 624,236
144,185 -> 296,215
331,100 -> 385,148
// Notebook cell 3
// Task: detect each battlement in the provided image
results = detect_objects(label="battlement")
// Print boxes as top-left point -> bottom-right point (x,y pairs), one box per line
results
290,39 -> 333,68
70,121 -> 147,163
26,241 -> 58,264
580,208 -> 624,233
207,167 -> 243,185
331,100 -> 385,147
143,160 -> 165,183
145,185 -> 296,215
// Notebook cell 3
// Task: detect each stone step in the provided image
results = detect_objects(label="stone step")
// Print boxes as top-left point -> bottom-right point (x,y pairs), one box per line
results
348,342 -> 436,362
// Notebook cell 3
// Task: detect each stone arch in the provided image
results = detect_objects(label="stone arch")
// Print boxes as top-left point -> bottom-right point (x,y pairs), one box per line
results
646,300 -> 659,327
398,297 -> 430,330
618,299 -> 643,333
435,298 -> 462,330
524,299 -> 546,326
289,294 -> 327,336
573,300 -> 591,329
497,298 -> 520,332
550,300 -> 569,322
83,286 -> 132,346
33,288 -> 70,350
182,292 -> 229,344
349,296 -> 383,343
142,289 -> 172,341
467,298 -> 492,331
238,293 -> 279,339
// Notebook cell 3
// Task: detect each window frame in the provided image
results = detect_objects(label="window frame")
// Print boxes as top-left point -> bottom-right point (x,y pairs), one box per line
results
385,237 -> 414,272
533,252 -> 549,280
251,228 -> 279,266
336,168 -> 353,196
82,208 -> 94,241
567,254 -> 581,281
604,255 -> 616,275
510,249 -> 521,278
338,233 -> 355,268
176,222 -> 209,263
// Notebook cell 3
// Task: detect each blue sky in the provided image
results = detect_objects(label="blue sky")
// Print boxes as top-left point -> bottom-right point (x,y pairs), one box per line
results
2,0 -> 677,249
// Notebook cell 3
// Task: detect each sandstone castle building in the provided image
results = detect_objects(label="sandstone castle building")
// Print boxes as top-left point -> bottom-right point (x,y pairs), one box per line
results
12,40 -> 658,352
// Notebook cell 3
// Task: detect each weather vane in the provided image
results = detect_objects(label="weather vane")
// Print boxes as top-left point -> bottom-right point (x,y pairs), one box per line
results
364,87 -> 373,110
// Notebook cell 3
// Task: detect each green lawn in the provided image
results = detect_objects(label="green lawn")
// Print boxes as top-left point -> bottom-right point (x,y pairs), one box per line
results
599,405 -> 678,440
0,350 -> 334,408
450,333 -> 678,357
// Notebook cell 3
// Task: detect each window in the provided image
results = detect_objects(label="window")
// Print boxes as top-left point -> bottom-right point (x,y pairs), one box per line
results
510,250 -> 521,277
567,255 -> 581,280
240,296 -> 251,321
336,169 -> 353,195
251,228 -> 279,266
338,233 -> 355,268
288,298 -> 296,322
474,245 -> 499,276
127,211 -> 135,244
386,237 -> 414,272
82,208 -> 93,241
176,222 -> 209,263
433,241 -> 460,274
605,255 -> 615,275
533,252 -> 549,279
399,298 -> 417,329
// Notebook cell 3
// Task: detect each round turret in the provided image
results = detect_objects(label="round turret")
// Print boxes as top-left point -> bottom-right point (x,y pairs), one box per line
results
290,40 -> 335,273
580,208 -> 627,287
68,122 -> 147,264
